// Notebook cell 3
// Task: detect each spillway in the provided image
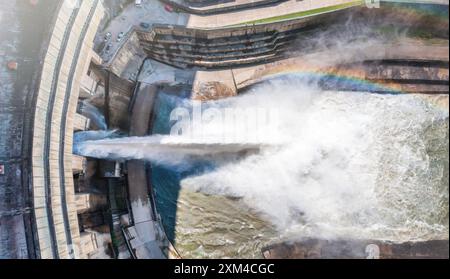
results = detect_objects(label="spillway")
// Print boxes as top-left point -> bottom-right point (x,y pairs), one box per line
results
76,135 -> 265,164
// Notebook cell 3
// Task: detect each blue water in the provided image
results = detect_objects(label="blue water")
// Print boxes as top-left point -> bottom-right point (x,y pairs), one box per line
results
150,92 -> 217,244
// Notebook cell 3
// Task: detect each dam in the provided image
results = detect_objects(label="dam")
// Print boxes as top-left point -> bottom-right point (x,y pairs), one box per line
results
0,0 -> 449,259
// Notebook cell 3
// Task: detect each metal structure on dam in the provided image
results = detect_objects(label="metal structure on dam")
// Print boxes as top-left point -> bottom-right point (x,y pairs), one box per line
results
0,0 -> 449,259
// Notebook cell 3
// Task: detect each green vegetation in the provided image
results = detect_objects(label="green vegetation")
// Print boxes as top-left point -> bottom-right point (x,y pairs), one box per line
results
230,1 -> 364,26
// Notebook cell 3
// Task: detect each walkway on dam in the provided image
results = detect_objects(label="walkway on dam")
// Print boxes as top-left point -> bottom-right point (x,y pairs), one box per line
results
186,0 -> 448,28
185,0 -> 360,28
161,0 -> 288,14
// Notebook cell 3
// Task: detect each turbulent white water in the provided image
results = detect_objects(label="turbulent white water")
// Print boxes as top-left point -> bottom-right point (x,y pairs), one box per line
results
179,79 -> 449,242
76,77 -> 449,245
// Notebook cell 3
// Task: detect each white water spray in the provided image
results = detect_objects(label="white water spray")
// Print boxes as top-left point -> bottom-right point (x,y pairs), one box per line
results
181,79 -> 449,241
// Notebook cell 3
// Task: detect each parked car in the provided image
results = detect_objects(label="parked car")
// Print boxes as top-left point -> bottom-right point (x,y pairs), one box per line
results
140,22 -> 150,29
164,4 -> 174,13
117,32 -> 124,42
105,43 -> 112,54
104,32 -> 111,42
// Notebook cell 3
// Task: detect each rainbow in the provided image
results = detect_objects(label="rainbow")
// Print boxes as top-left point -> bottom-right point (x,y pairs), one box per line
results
238,1 -> 449,107
258,70 -> 403,94
250,69 -> 449,112
381,1 -> 449,21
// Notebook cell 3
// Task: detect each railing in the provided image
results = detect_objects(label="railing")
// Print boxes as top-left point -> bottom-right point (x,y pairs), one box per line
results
121,225 -> 137,259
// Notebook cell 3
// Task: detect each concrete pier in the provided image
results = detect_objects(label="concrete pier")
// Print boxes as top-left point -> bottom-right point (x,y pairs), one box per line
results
125,85 -> 170,259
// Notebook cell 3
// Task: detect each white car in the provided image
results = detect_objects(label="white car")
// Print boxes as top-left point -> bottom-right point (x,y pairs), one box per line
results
104,32 -> 112,42
105,43 -> 112,54
117,32 -> 125,42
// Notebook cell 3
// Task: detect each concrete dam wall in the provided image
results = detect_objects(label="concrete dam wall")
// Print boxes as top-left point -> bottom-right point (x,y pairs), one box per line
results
0,0 -> 59,259
31,0 -> 104,259
1,0 -> 105,259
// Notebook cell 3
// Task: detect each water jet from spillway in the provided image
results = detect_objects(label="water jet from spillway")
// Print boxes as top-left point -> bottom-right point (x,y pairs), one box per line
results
75,134 -> 267,167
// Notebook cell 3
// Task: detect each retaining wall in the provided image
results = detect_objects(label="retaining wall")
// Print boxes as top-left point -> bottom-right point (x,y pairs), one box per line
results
135,7 -> 359,68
